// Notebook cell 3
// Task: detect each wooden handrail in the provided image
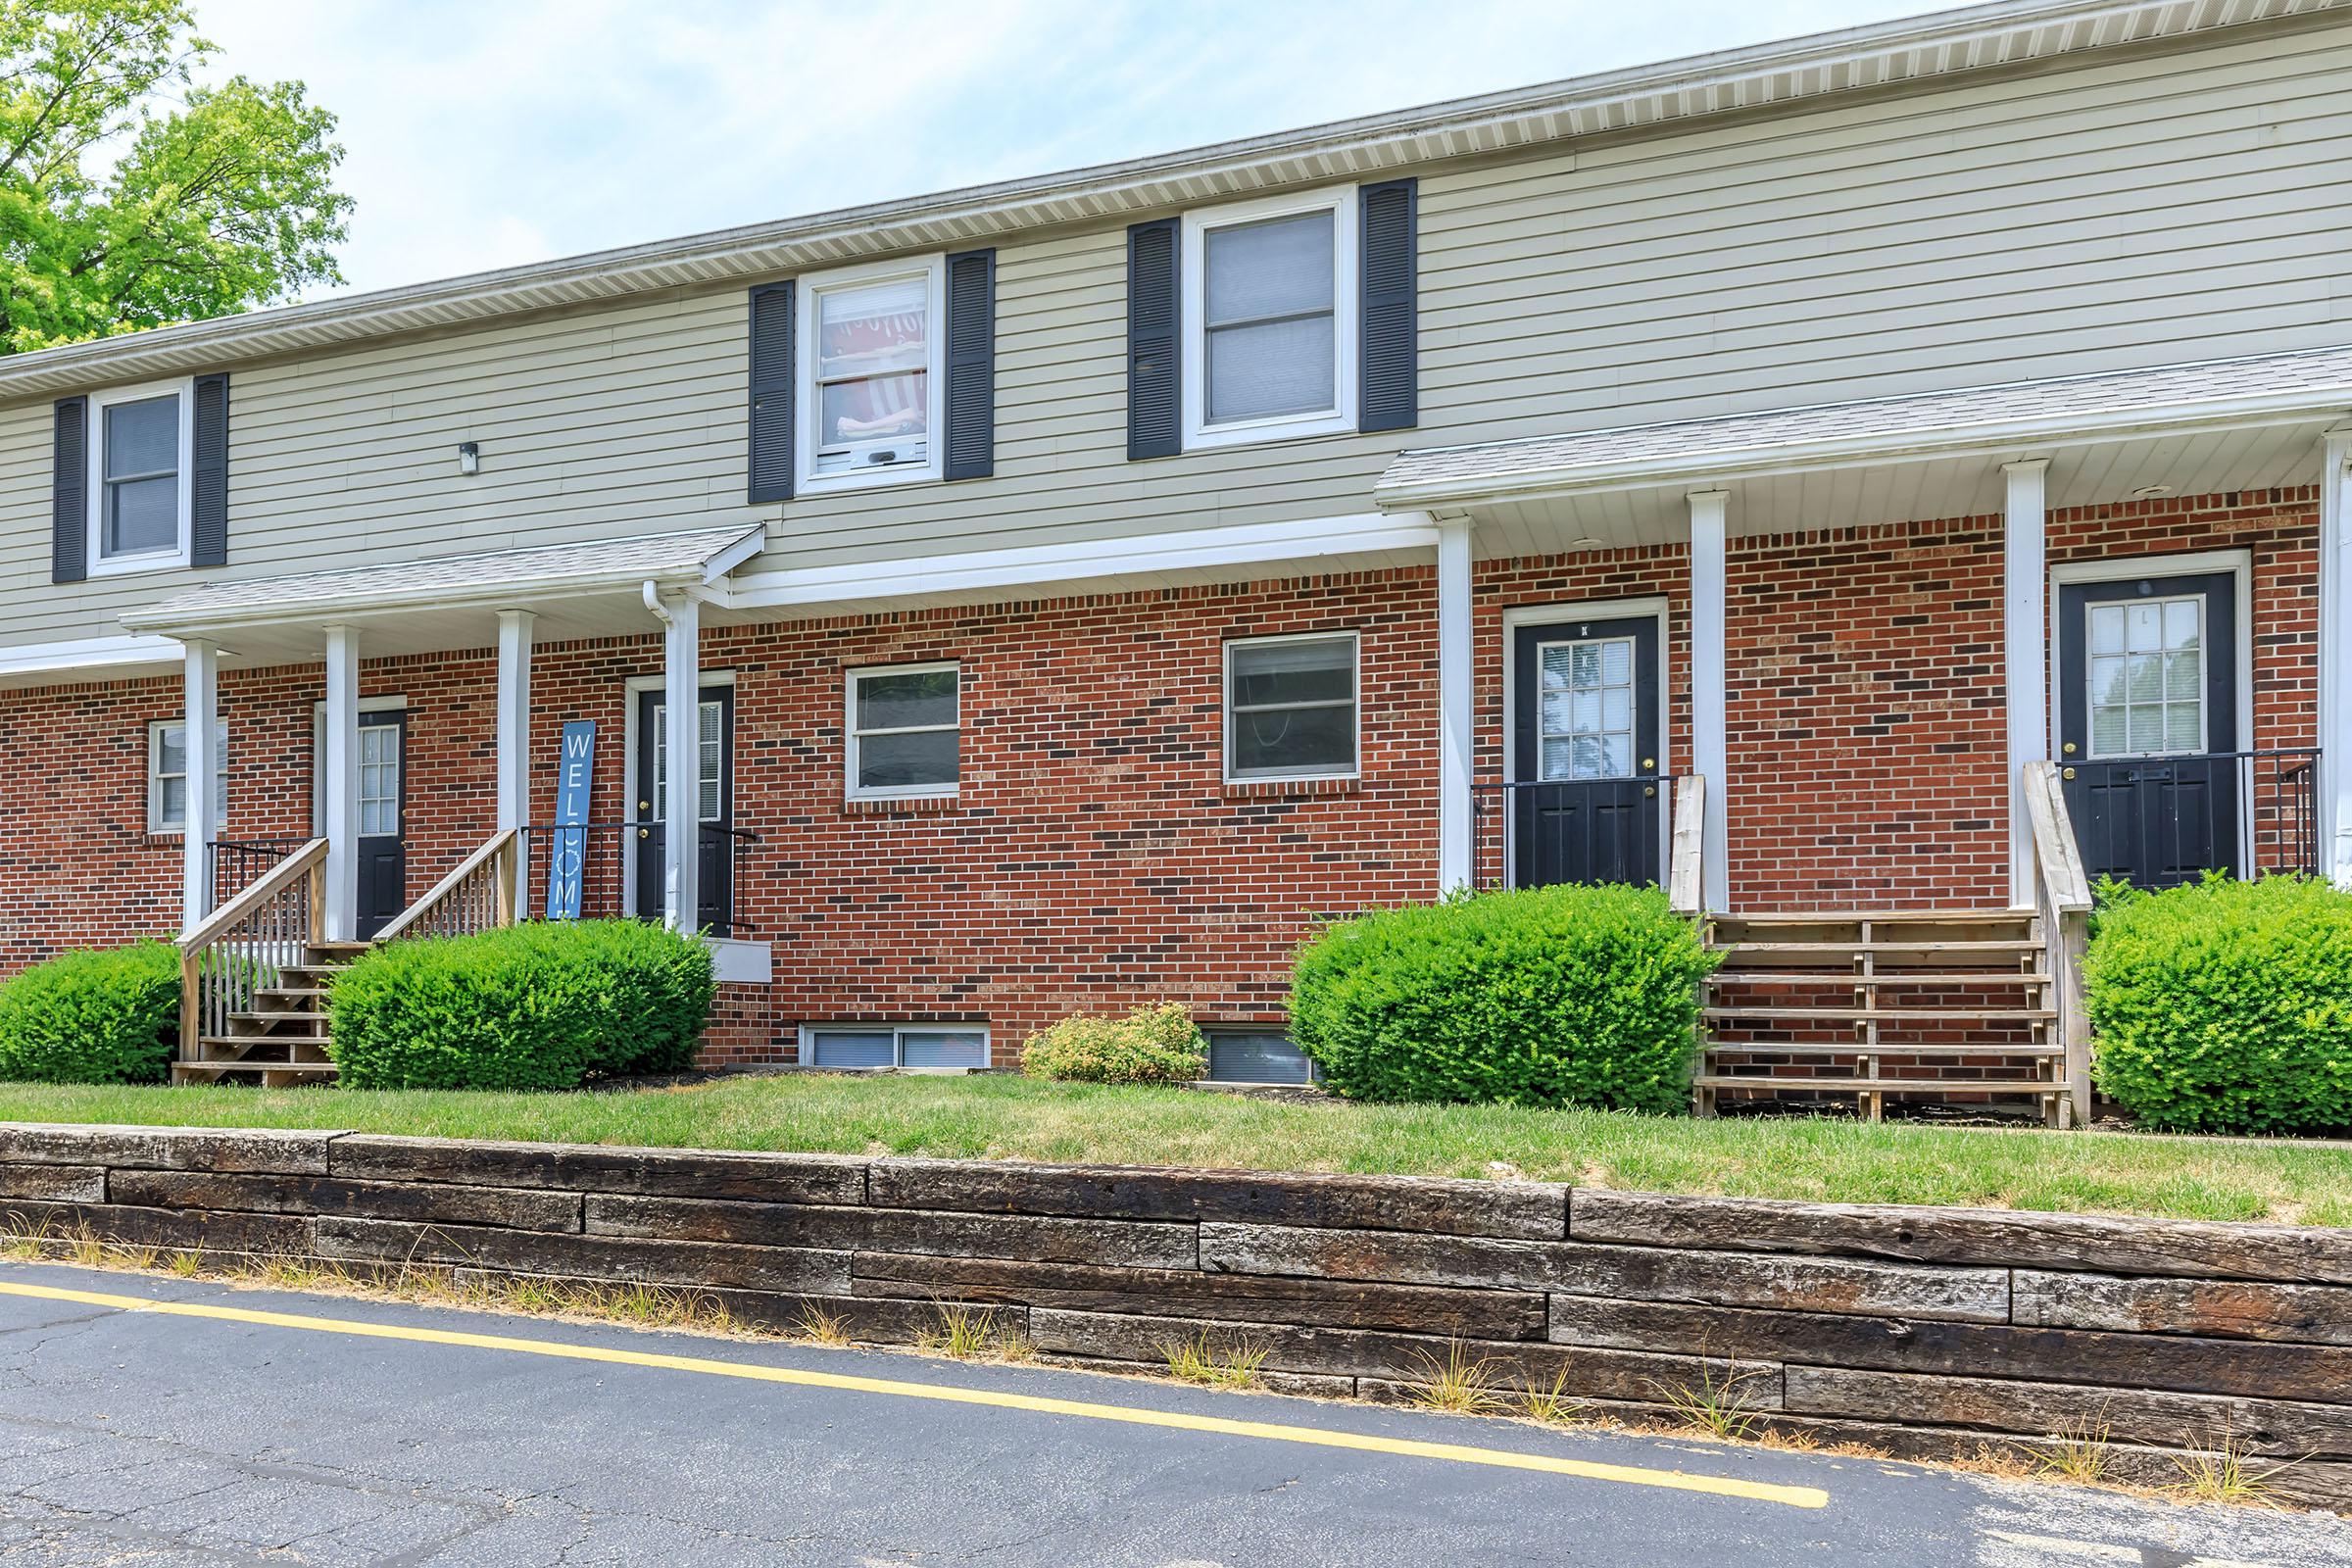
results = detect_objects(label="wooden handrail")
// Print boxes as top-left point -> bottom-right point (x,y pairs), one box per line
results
2024,762 -> 2093,913
1668,773 -> 1706,917
178,838 -> 328,954
375,827 -> 521,943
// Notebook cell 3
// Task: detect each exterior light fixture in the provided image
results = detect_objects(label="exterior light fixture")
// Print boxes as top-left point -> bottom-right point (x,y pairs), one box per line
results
458,441 -> 481,476
2129,484 -> 2172,499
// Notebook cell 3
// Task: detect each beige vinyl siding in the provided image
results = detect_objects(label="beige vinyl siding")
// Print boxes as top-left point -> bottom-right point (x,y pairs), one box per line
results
0,20 -> 2347,649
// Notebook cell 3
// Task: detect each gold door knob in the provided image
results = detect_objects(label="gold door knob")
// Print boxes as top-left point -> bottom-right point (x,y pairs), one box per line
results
638,799 -> 651,810
1642,758 -> 1655,770
2061,743 -> 2077,756
638,827 -> 651,839
1643,785 -> 1657,798
2062,767 -> 2077,780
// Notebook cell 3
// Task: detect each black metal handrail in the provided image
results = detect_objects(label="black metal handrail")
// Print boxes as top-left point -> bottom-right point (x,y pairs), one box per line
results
207,837 -> 311,906
1468,777 -> 1667,894
517,820 -> 759,938
2062,746 -> 2321,880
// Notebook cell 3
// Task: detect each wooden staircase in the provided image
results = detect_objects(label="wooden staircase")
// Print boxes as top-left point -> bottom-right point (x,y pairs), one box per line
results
173,939 -> 368,1087
1696,909 -> 2074,1125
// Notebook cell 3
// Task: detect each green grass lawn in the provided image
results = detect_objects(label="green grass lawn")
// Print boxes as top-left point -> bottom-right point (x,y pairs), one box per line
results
2,1073 -> 2346,1225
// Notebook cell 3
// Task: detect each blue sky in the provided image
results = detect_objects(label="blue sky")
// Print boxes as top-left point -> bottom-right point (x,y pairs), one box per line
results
197,0 -> 1937,298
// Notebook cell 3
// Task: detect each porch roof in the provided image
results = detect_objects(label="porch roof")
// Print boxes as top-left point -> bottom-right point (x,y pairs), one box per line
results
118,522 -> 767,667
1375,342 -> 2352,516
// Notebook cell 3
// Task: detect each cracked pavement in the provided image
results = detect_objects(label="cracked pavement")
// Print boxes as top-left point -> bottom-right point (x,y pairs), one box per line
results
1,1260 -> 2349,1567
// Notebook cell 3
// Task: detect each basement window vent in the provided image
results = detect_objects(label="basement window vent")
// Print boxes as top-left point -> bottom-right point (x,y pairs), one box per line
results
802,1024 -> 987,1071
1205,1029 -> 1318,1086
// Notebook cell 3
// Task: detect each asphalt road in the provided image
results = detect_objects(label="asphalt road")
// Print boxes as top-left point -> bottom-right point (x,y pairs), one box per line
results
1,1261 -> 2347,1568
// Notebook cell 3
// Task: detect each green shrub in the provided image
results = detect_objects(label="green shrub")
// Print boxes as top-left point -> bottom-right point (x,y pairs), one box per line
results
1021,1002 -> 1206,1084
328,919 -> 715,1092
2085,874 -> 2352,1135
0,941 -> 181,1085
1289,885 -> 1716,1111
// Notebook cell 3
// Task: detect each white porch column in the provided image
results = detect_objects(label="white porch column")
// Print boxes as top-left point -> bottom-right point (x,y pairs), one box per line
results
1436,515 -> 1474,891
178,638 -> 219,932
1688,490 -> 1730,913
496,610 -> 536,913
660,590 -> 701,930
2003,459 -> 2051,907
2322,430 -> 2352,888
321,625 -> 362,942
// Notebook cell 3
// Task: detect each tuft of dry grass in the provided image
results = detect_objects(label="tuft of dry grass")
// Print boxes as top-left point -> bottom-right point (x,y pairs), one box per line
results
1649,1355 -> 1771,1443
1162,1330 -> 1269,1391
916,1300 -> 1002,1360
1520,1367 -> 1587,1427
795,1302 -> 852,1347
1401,1341 -> 1508,1416
2034,1414 -> 2117,1487
2170,1424 -> 2291,1505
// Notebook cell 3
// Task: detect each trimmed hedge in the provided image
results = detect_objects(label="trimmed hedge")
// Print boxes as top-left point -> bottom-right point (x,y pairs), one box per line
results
328,919 -> 715,1091
1290,884 -> 1715,1111
0,941 -> 181,1085
1021,1002 -> 1206,1084
2085,874 -> 2352,1135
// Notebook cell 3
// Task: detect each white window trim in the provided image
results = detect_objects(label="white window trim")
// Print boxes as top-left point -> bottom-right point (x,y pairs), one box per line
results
1500,598 -> 1674,886
797,1022 -> 990,1072
310,695 -> 408,835
845,660 -> 960,802
1180,185 -> 1358,453
794,253 -> 948,496
621,670 -> 734,919
87,376 -> 197,578
1223,629 -> 1360,784
147,717 -> 226,837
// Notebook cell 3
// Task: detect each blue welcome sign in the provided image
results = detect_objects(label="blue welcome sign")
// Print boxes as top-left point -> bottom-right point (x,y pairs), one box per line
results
544,720 -> 596,920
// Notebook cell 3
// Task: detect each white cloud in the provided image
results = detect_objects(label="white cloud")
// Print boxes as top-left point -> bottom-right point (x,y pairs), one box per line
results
186,0 -> 1931,296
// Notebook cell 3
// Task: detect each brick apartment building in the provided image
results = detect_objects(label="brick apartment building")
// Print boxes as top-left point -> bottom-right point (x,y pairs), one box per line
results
0,0 -> 2347,1105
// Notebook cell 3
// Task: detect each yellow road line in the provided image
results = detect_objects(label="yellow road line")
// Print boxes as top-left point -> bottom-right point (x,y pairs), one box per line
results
0,1276 -> 1827,1509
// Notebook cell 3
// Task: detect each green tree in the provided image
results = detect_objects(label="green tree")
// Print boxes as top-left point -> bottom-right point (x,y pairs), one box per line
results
0,0 -> 350,352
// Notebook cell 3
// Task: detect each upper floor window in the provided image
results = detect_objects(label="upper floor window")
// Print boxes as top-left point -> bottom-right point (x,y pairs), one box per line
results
846,662 -> 959,800
798,257 -> 946,493
90,379 -> 194,574
1182,188 -> 1358,451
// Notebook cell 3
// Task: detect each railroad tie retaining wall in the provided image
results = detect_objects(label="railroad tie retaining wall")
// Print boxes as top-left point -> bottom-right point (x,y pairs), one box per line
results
2,1122 -> 2347,1507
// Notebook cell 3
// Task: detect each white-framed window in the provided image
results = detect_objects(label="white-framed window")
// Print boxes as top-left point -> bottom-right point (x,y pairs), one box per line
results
1181,186 -> 1358,452
89,378 -> 196,575
801,1024 -> 988,1071
796,254 -> 947,494
1224,631 -> 1358,782
846,662 -> 959,800
2086,596 -> 2206,759
653,699 -> 726,822
147,718 -> 226,835
1536,635 -> 1639,782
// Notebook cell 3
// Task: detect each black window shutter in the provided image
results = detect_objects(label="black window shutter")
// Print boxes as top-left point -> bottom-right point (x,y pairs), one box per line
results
1358,177 -> 1418,433
190,372 -> 228,567
747,280 -> 795,503
1126,218 -> 1181,460
51,396 -> 86,585
944,248 -> 995,480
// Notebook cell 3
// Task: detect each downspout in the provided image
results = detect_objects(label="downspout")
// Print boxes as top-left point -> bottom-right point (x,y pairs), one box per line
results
642,578 -> 674,629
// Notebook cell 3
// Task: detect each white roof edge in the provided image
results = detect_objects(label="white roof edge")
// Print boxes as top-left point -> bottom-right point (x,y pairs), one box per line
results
1374,347 -> 2352,505
119,522 -> 765,635
0,0 -> 2329,401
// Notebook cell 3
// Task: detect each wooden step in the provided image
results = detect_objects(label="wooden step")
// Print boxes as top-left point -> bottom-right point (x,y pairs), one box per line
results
254,985 -> 327,1001
1695,1074 -> 2060,1093
1723,941 -> 2044,957
1708,971 -> 2051,987
305,940 -> 373,956
225,1010 -> 329,1030
1717,908 -> 2030,924
1702,1005 -> 2056,1022
173,1059 -> 338,1083
197,1035 -> 333,1058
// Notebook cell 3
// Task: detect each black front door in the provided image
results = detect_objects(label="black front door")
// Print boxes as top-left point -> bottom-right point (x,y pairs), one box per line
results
634,685 -> 734,932
2057,570 -> 2239,889
354,710 -> 406,940
1509,614 -> 1663,888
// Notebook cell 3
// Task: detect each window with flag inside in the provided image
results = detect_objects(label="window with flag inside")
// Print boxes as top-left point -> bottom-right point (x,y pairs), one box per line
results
847,662 -> 958,799
1225,632 -> 1357,782
148,719 -> 226,834
1182,187 -> 1357,450
799,257 -> 945,490
90,379 -> 194,572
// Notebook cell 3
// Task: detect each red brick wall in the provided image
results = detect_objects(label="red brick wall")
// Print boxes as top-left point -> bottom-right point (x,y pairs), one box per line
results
0,490 -> 2320,1061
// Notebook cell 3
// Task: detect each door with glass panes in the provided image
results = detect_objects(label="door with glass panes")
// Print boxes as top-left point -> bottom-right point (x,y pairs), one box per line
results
353,711 -> 407,940
633,686 -> 733,931
1509,615 -> 1662,888
2056,571 -> 2239,888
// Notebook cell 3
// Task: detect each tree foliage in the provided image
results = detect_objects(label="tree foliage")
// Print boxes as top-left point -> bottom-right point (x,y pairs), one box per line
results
0,0 -> 350,352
